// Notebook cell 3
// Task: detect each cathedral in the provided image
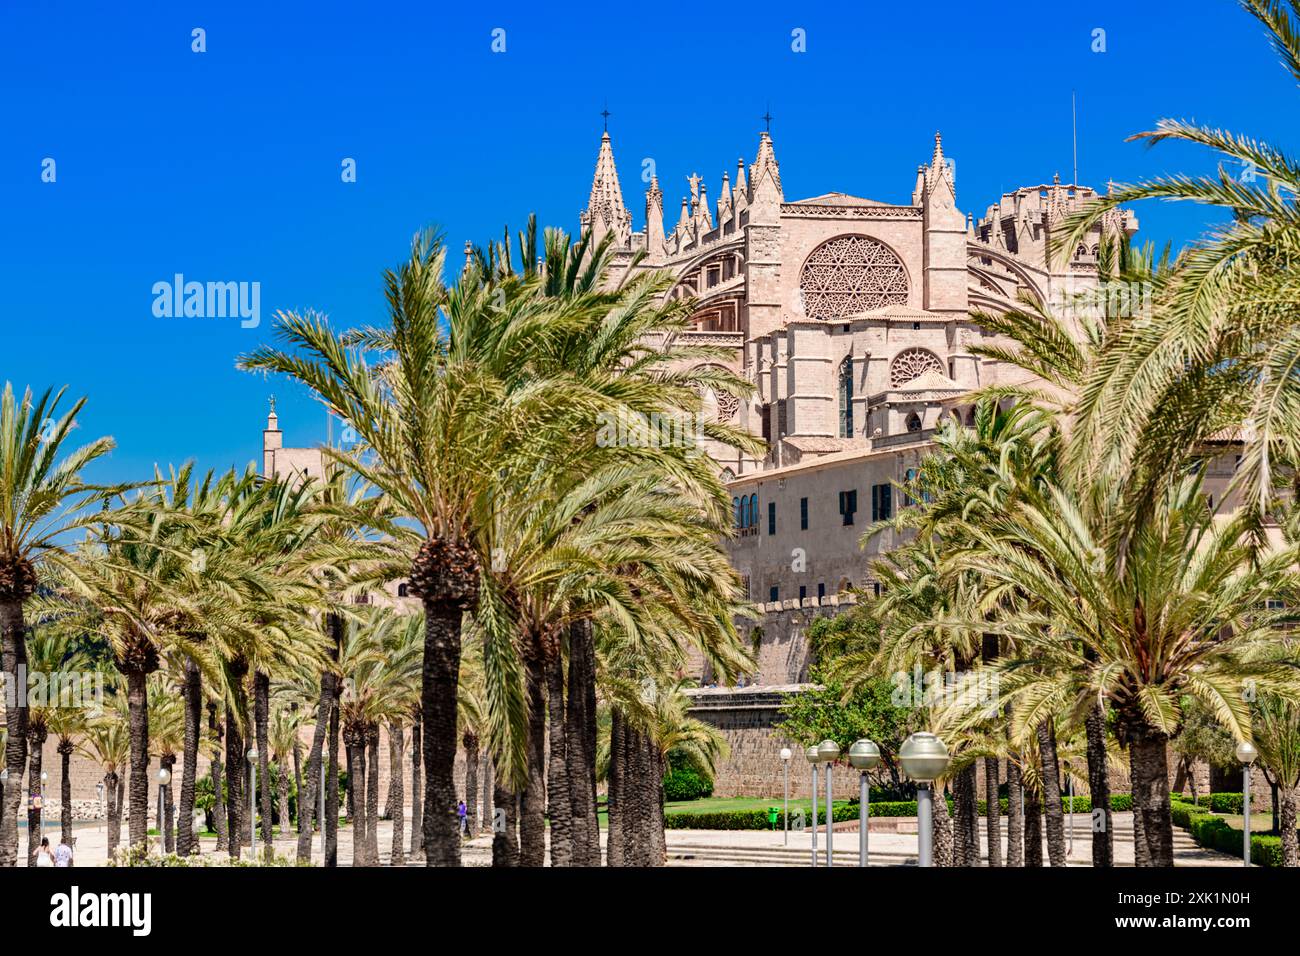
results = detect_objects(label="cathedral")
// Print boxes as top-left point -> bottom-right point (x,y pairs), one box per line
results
578,124 -> 1139,686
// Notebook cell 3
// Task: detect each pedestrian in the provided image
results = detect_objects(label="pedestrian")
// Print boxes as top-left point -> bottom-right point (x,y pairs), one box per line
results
457,800 -> 467,836
54,838 -> 74,868
34,837 -> 55,868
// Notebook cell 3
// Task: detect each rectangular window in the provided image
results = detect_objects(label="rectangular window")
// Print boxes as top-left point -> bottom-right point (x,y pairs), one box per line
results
767,501 -> 776,535
817,582 -> 825,600
800,497 -> 808,530
769,586 -> 779,603
838,489 -> 857,526
799,585 -> 807,602
871,483 -> 893,522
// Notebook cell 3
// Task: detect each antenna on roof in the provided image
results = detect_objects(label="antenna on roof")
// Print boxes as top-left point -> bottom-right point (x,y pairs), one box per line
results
1071,90 -> 1079,186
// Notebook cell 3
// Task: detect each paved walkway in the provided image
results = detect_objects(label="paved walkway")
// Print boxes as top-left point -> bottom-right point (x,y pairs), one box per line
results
28,811 -> 1241,866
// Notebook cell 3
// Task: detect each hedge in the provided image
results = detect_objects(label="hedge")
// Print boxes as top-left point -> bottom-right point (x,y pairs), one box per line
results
664,793 -> 1134,830
1170,798 -> 1281,867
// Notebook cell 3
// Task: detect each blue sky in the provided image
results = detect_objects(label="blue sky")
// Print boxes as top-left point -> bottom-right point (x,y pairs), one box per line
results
2,0 -> 1295,486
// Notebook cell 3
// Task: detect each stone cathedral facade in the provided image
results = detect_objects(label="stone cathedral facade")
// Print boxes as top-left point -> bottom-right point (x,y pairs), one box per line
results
579,126 -> 1139,688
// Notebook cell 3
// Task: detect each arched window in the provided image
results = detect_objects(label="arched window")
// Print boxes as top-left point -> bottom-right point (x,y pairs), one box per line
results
906,412 -> 923,433
749,494 -> 759,528
733,497 -> 741,528
838,356 -> 854,438
397,583 -> 410,598
965,407 -> 977,427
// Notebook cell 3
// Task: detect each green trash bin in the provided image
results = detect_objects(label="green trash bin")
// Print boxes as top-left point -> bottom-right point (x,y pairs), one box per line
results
767,806 -> 780,830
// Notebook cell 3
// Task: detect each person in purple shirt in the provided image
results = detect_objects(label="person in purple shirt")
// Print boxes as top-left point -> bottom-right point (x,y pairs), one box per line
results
457,800 -> 468,836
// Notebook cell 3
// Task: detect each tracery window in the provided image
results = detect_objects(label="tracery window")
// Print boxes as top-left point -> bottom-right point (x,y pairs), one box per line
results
838,356 -> 854,438
889,348 -> 945,387
906,412 -> 923,432
798,235 -> 909,319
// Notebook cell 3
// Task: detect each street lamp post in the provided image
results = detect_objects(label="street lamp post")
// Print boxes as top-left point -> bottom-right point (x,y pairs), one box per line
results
805,745 -> 820,867
818,740 -> 840,867
1236,741 -> 1258,867
849,739 -> 881,867
779,747 -> 792,846
40,770 -> 48,840
900,732 -> 950,868
156,768 -> 171,847
247,748 -> 258,849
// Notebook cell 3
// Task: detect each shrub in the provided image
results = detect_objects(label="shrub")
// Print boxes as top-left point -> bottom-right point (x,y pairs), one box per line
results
662,766 -> 713,802
108,841 -> 310,867
1169,798 -> 1279,866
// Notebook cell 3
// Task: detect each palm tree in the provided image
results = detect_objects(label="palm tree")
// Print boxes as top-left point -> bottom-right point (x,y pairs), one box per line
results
240,231 -> 617,866
269,702 -> 302,842
77,701 -> 129,855
953,473 -> 1299,865
1054,1 -> 1300,541
47,705 -> 85,847
0,383 -> 114,866
148,674 -> 183,851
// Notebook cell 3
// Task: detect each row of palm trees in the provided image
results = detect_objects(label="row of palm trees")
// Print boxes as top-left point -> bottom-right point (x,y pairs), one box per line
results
824,0 -> 1300,868
0,220 -> 758,867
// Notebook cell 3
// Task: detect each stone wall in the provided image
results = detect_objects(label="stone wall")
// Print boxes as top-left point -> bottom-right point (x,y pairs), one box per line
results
686,685 -> 1273,811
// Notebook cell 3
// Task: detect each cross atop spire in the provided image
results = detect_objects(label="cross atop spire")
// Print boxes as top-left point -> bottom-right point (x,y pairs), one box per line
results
600,103 -> 611,132
761,106 -> 773,132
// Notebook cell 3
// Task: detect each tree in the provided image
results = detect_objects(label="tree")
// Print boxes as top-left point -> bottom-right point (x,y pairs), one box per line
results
953,474 -> 1299,865
1054,1 -> 1300,544
0,383 -> 114,866
240,232 -> 593,866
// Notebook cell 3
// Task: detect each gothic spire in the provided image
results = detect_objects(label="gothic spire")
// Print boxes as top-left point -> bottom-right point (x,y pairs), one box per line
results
581,131 -> 632,245
751,130 -> 783,198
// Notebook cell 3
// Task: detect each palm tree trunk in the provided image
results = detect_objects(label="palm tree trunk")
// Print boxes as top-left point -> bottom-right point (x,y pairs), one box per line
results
365,724 -> 380,865
292,736 -> 302,833
491,766 -> 519,866
931,783 -> 954,867
480,753 -> 492,840
518,648 -> 547,866
1036,719 -> 1067,866
277,761 -> 290,846
1024,787 -> 1043,867
1085,701 -> 1113,867
1006,758 -> 1024,866
462,731 -> 479,840
1280,783 -> 1297,867
0,596 -> 29,868
1130,746 -> 1148,867
388,723 -> 405,866
254,671 -> 273,857
953,763 -> 978,866
419,593 -> 465,868
325,695 -> 340,867
26,724 -> 46,864
565,618 -> 599,866
606,708 -> 626,867
224,698 -> 244,859
297,669 -> 334,863
544,649 -> 572,866
345,729 -> 365,866
409,713 -> 423,859
345,733 -> 356,822
984,757 -> 1002,866
208,702 -> 226,853
1130,723 -> 1174,866
161,753 -> 176,852
59,740 -> 73,845
105,771 -> 121,855
125,668 -> 151,849
177,657 -> 201,856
